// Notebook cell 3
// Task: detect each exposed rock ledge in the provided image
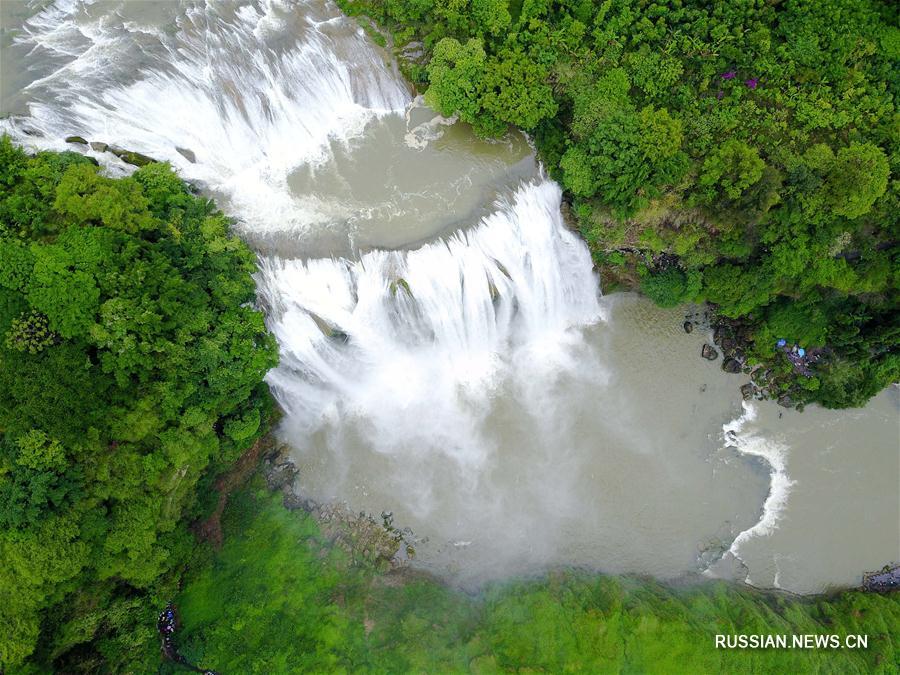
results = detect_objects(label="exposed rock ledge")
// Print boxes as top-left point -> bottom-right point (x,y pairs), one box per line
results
262,442 -> 416,567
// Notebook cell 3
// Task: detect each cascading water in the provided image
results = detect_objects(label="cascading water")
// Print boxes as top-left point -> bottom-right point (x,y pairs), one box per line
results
2,0 -> 409,231
3,0 -> 896,592
259,180 -> 603,473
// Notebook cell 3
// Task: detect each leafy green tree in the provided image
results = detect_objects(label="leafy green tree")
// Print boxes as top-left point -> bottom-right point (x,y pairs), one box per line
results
481,46 -> 557,130
562,106 -> 686,215
53,164 -> 156,233
426,37 -> 492,129
825,142 -> 890,218
471,0 -> 511,35
640,266 -> 701,308
4,310 -> 56,353
699,140 -> 765,202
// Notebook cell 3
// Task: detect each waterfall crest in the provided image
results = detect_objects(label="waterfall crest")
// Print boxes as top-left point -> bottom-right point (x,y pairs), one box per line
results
259,180 -> 603,469
2,0 -> 410,231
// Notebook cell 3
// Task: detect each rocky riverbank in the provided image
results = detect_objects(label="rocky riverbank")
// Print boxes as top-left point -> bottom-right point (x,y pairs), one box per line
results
262,442 -> 415,569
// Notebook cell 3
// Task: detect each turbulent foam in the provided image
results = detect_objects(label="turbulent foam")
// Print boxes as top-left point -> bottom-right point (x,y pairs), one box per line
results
258,180 -> 603,477
403,95 -> 458,150
2,0 -> 410,231
722,402 -> 795,585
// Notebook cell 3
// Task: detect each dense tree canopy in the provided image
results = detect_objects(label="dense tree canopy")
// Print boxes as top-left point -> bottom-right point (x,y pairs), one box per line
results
0,138 -> 277,670
341,0 -> 899,408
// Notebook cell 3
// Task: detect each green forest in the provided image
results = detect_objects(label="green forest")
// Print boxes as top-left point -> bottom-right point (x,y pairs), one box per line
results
163,483 -> 898,674
340,0 -> 899,409
0,139 -> 277,670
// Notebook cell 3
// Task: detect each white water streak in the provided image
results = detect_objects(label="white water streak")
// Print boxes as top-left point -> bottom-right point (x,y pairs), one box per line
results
723,402 -> 795,585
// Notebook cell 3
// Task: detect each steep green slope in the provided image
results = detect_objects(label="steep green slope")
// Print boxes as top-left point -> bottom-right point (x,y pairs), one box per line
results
0,138 -> 277,670
168,483 -> 899,674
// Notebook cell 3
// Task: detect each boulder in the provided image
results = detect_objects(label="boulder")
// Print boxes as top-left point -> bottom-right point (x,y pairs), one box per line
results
282,492 -> 309,511
740,383 -> 756,400
89,141 -> 108,152
777,395 -> 793,408
701,344 -> 718,360
64,135 -> 88,145
722,358 -> 742,373
683,320 -> 693,334
176,146 -> 196,163
109,147 -> 156,166
399,41 -> 425,63
307,311 -> 349,343
265,460 -> 298,491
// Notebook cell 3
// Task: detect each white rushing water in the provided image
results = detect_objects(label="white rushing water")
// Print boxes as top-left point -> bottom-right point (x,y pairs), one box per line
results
259,179 -> 603,478
718,402 -> 795,587
3,0 -> 896,592
2,0 -> 409,231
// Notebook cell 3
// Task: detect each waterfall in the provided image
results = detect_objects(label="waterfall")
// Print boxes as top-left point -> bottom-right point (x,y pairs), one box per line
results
258,180 -> 603,472
3,0 -> 606,493
1,0 -> 410,232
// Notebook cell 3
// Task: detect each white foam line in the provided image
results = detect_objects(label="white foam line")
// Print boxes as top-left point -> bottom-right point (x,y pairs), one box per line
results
723,401 -> 795,585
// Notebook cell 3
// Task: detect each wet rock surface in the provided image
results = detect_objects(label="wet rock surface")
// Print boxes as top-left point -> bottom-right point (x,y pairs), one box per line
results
60,135 -> 161,167
263,443 -> 298,491
109,146 -> 156,166
399,41 -> 425,63
263,443 -> 413,568
176,146 -> 196,163
701,344 -> 718,360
